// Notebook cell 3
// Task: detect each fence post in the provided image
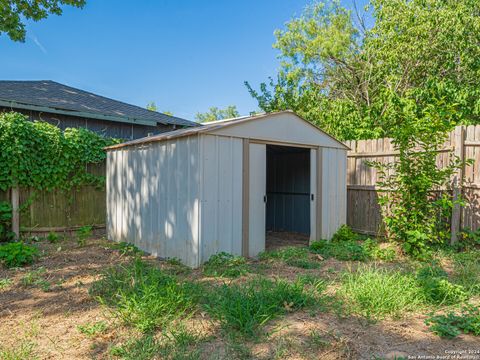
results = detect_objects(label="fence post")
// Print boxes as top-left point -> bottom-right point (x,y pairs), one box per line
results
450,126 -> 465,245
11,186 -> 20,239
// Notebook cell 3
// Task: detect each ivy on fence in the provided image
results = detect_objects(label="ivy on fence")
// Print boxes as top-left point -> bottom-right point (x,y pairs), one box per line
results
0,111 -> 118,191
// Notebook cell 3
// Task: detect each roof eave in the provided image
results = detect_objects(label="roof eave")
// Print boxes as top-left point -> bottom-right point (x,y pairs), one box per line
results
0,99 -> 161,127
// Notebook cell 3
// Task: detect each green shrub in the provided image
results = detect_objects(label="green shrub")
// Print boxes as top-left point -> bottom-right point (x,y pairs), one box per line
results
76,225 -> 93,246
0,242 -> 38,268
416,264 -> 468,305
0,201 -> 14,243
204,277 -> 317,337
90,259 -> 198,333
456,228 -> 480,251
426,305 -> 480,338
310,225 -> 371,261
339,266 -> 425,319
112,242 -> 142,257
46,232 -> 60,244
77,321 -> 108,337
203,252 -> 249,277
362,238 -> 397,261
331,225 -> 358,242
260,246 -> 321,269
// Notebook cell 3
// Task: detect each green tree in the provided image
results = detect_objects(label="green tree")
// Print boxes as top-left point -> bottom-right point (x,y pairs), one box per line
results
246,0 -> 480,140
146,102 -> 173,116
1,0 -> 86,42
195,105 -> 240,123
146,102 -> 157,111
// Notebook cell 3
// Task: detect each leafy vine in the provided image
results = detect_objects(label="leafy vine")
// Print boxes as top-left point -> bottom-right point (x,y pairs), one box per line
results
0,111 -> 118,191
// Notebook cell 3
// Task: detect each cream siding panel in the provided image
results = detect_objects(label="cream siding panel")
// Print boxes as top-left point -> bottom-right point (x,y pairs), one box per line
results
248,143 -> 266,256
106,151 -> 113,240
321,148 -> 347,239
199,134 -> 243,263
210,112 -> 345,149
106,137 -> 201,267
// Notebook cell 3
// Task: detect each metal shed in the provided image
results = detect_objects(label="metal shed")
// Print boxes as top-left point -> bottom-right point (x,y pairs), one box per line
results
105,111 -> 348,267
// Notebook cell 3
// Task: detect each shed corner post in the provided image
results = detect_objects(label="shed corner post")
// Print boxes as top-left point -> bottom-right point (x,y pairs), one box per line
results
450,125 -> 465,246
242,138 -> 250,257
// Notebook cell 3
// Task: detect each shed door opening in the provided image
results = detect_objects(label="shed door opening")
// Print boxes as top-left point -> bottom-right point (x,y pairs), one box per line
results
266,145 -> 311,249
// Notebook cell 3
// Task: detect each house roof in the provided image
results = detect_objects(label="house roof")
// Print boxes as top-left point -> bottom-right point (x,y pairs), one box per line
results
0,80 -> 197,128
105,110 -> 349,150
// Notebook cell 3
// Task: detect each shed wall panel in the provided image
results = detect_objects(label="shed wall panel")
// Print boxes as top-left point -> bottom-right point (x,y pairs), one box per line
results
321,148 -> 347,239
199,134 -> 243,263
107,136 -> 200,267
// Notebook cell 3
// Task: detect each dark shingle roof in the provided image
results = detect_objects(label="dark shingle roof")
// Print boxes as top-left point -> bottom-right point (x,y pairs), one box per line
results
0,80 -> 197,127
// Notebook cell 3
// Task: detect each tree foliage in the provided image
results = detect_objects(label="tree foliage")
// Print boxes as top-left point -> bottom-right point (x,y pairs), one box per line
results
0,112 -> 116,191
146,102 -> 157,111
195,105 -> 240,123
146,101 -> 173,116
246,0 -> 480,140
368,91 -> 466,258
0,0 -> 86,42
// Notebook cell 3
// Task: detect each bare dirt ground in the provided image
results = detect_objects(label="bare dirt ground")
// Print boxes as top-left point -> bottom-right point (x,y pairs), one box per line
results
0,236 -> 478,360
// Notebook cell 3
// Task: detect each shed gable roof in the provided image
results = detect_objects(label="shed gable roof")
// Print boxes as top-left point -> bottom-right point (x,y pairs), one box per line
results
0,80 -> 197,128
105,111 -> 348,150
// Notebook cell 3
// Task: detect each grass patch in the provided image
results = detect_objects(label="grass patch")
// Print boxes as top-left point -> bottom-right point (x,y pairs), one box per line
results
111,242 -> 143,257
0,277 -> 12,289
338,266 -> 425,320
451,250 -> 480,296
310,239 -> 367,261
260,247 -> 321,269
426,305 -> 480,338
89,259 -> 199,333
0,341 -> 37,360
204,277 -> 321,337
21,267 -> 52,292
362,238 -> 397,261
77,321 -> 108,337
310,225 -> 396,262
416,263 -> 468,305
203,252 -> 249,278
109,325 -> 203,360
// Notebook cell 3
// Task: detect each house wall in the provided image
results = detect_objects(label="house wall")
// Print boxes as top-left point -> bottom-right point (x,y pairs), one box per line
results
198,134 -> 243,263
320,147 -> 347,239
0,107 -> 174,140
106,136 -> 201,267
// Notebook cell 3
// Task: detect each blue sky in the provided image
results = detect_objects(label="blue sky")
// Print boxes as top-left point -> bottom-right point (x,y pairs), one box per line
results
0,0 -> 368,121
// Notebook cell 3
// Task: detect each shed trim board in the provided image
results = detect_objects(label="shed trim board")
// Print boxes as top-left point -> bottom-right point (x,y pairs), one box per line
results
242,138 -> 250,257
316,148 -> 323,240
106,111 -> 347,267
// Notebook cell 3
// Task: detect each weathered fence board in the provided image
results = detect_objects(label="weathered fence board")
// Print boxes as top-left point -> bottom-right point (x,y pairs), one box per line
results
346,125 -> 480,237
0,163 -> 106,233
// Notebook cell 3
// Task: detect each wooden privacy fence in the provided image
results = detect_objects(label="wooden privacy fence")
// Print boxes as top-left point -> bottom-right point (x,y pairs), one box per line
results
345,125 -> 480,238
0,163 -> 106,234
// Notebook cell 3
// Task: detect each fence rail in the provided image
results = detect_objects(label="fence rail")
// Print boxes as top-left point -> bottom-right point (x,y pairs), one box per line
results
345,125 -> 480,238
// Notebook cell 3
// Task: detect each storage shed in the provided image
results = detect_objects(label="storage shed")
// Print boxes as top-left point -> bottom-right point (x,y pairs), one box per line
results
105,111 -> 348,267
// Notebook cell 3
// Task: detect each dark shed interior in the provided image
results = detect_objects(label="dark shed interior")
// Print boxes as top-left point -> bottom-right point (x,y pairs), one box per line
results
266,145 -> 311,235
